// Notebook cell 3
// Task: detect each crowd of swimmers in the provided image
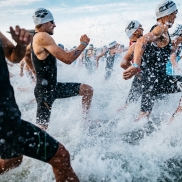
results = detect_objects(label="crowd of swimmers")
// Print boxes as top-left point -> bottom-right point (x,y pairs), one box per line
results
1,0 -> 182,181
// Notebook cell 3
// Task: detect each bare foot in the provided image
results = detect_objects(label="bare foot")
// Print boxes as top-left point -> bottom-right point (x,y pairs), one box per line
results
170,106 -> 182,122
134,112 -> 150,122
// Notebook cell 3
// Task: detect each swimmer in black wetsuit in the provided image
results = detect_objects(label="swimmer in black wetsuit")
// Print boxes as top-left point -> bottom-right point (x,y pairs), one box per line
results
29,8 -> 93,130
118,20 -> 144,111
0,26 -> 79,182
81,44 -> 98,73
123,0 -> 182,121
97,41 -> 118,80
169,25 -> 182,121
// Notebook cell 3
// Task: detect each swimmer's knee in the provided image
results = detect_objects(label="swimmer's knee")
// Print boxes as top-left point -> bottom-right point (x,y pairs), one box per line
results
79,84 -> 93,96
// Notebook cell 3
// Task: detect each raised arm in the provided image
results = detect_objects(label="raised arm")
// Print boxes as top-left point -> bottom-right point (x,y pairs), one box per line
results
96,51 -> 106,62
0,26 -> 32,63
133,24 -> 168,66
34,32 -> 90,64
123,24 -> 169,79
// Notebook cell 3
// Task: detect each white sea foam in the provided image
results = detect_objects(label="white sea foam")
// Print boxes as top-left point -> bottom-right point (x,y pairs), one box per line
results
1,50 -> 182,181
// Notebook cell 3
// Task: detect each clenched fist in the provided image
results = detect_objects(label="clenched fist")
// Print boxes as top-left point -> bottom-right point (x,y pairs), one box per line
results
80,34 -> 90,45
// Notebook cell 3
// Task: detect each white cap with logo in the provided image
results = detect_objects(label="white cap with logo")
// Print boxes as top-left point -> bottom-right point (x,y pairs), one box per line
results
108,41 -> 117,49
155,0 -> 177,19
125,20 -> 140,38
33,8 -> 54,26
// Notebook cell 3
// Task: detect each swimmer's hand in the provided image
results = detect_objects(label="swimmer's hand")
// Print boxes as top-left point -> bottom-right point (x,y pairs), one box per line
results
80,34 -> 90,45
9,26 -> 32,46
123,66 -> 138,80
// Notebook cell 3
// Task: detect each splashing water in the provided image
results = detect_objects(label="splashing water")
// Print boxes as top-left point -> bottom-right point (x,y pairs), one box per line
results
1,55 -> 182,182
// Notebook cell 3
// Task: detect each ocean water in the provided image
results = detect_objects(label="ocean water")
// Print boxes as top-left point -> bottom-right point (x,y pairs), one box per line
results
1,53 -> 182,182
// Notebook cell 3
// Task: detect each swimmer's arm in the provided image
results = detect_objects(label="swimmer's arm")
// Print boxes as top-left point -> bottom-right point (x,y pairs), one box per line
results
0,31 -> 16,62
133,24 -> 168,66
96,51 -> 106,62
37,33 -> 90,64
120,44 -> 135,70
170,52 -> 178,68
23,44 -> 36,75
171,36 -> 182,53
123,25 -> 168,80
170,52 -> 181,72
95,52 -> 106,68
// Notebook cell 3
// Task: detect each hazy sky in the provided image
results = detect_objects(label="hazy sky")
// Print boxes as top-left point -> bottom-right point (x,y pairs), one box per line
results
0,0 -> 182,48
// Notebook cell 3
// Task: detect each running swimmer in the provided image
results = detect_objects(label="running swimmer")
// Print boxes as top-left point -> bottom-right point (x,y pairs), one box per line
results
166,24 -> 182,75
81,44 -> 98,73
0,26 -> 79,181
169,25 -> 182,121
30,8 -> 93,130
123,0 -> 182,121
97,41 -> 118,80
118,20 -> 144,111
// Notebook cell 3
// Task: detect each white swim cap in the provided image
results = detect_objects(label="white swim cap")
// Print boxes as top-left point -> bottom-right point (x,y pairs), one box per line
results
108,41 -> 117,49
125,20 -> 140,38
155,0 -> 177,19
33,8 -> 54,26
89,44 -> 94,48
58,44 -> 64,49
170,24 -> 182,39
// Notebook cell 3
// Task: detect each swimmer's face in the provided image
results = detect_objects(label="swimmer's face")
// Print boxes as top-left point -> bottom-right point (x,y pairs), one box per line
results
109,46 -> 116,51
44,21 -> 56,35
134,24 -> 144,37
165,10 -> 178,28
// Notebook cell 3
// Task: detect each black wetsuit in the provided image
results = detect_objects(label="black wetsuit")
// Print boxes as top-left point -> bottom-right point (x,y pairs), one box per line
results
139,25 -> 182,112
105,51 -> 116,80
31,36 -> 81,127
84,49 -> 96,73
125,42 -> 142,104
0,39 -> 58,161
126,76 -> 142,104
